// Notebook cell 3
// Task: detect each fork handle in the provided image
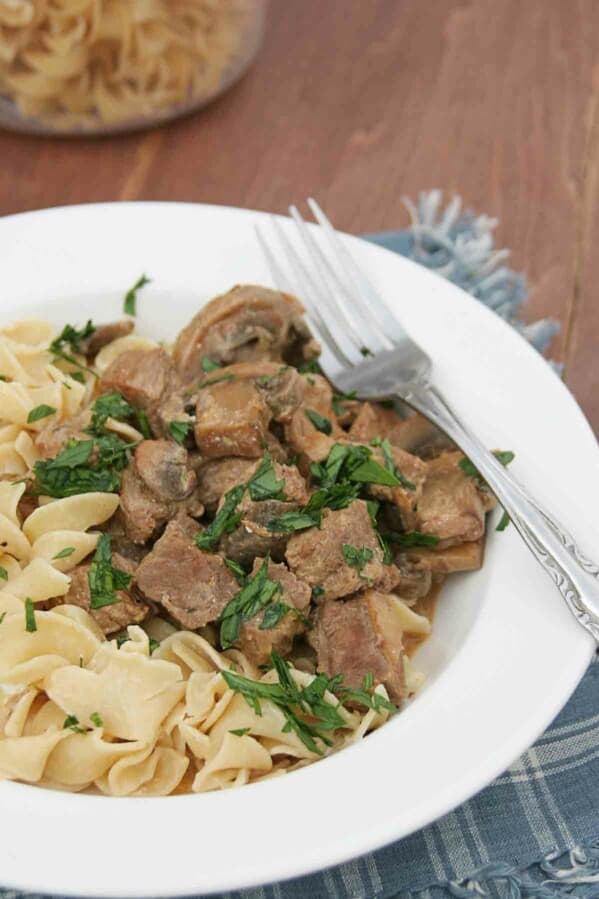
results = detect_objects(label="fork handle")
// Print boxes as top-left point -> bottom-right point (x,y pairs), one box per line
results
404,382 -> 599,643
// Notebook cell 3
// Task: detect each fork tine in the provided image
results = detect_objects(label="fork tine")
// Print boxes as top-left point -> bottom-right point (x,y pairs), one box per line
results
288,205 -> 388,356
254,224 -> 295,295
307,197 -> 411,345
266,216 -> 357,370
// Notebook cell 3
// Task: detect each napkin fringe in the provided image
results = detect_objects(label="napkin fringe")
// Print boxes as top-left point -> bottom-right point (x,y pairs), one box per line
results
370,190 -> 560,363
443,842 -> 599,899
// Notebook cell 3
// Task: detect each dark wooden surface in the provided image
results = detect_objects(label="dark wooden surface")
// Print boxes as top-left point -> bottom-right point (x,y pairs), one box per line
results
0,0 -> 597,433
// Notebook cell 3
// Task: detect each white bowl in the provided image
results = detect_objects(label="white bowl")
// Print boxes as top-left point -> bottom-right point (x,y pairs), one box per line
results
0,202 -> 595,897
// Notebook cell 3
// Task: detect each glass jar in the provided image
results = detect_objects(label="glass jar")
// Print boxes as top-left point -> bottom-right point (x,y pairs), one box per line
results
0,0 -> 266,136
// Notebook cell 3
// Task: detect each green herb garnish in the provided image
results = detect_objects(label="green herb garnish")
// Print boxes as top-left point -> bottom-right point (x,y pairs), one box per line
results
52,547 -> 75,560
63,715 -> 86,733
332,391 -> 357,416
229,728 -> 251,737
311,585 -> 324,599
266,510 -> 321,533
337,673 -> 397,715
123,273 -> 151,316
27,404 -> 56,424
25,598 -> 36,633
0,566 -> 7,581
90,392 -> 133,432
219,557 -> 283,649
135,410 -> 152,440
342,544 -> 374,579
88,534 -> 132,610
298,360 -> 323,375
0,612 -> 6,625
496,509 -> 510,532
305,409 -> 332,435
69,371 -> 86,384
198,373 -> 235,389
168,421 -> 193,445
50,321 -> 95,355
389,530 -> 440,548
149,638 -> 160,654
247,452 -> 287,502
90,712 -> 104,728
459,450 -> 515,480
195,484 -> 245,551
201,357 -> 222,373
224,557 -> 247,585
371,436 -> 415,489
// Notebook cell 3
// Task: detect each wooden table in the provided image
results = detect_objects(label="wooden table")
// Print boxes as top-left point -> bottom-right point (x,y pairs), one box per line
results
0,0 -> 597,433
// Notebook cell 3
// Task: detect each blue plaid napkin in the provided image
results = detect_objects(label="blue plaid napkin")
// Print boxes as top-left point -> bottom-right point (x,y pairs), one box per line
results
4,194 -> 598,899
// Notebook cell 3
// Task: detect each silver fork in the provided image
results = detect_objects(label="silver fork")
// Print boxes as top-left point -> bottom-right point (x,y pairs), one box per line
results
256,199 -> 599,643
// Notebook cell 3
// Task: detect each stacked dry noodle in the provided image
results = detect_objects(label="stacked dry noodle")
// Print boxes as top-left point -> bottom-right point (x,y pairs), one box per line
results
0,0 -> 252,128
0,319 -> 423,796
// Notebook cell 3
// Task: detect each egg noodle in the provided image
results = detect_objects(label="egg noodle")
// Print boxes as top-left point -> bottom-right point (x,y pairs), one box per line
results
0,320 -> 427,796
0,0 -> 252,129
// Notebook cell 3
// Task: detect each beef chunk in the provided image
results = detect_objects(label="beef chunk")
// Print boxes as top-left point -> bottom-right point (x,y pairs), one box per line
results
393,556 -> 433,602
36,410 -> 91,459
403,540 -> 483,573
173,285 -> 317,381
221,462 -> 310,564
99,348 -> 180,431
368,444 -> 427,526
80,320 -> 134,358
221,499 -> 295,565
134,440 -> 196,502
135,518 -> 239,629
118,440 -> 201,544
194,379 -> 271,458
195,457 -> 258,512
284,374 -> 343,466
49,553 -> 149,636
286,500 -> 386,599
118,466 -> 171,544
349,402 -> 405,444
310,591 -> 406,703
392,412 -> 455,458
238,559 -> 311,666
416,452 -> 485,545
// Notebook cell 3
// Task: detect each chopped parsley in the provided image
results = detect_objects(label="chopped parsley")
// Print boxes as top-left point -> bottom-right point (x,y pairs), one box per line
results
195,484 -> 245,551
312,443 -> 405,490
224,557 -> 248,585
69,371 -> 86,384
259,600 -> 293,631
88,534 -> 132,610
459,450 -> 515,480
0,612 -> 6,625
496,509 -> 510,532
332,390 -> 357,416
229,728 -> 251,737
168,420 -> 193,445
388,530 -> 440,548
52,547 -> 75,560
298,359 -> 323,375
366,500 -> 393,565
311,585 -> 324,599
247,452 -> 286,502
201,357 -> 222,373
198,373 -> 235,389
63,715 -> 87,734
123,273 -> 151,316
27,404 -> 56,424
219,556 -> 284,649
0,375 -> 7,382
371,436 -> 415,489
50,321 -> 95,355
0,566 -> 7,581
25,598 -> 36,633
342,544 -> 374,579
360,346 -> 373,357
33,436 -> 131,498
89,392 -> 133,432
305,409 -> 332,435
266,510 -> 320,533
149,638 -> 160,654
90,712 -> 104,728
135,410 -> 152,440
222,652 -> 395,755
116,634 -> 130,649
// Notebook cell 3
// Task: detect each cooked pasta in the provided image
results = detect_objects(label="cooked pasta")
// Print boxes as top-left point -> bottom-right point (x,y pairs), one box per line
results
0,0 -> 257,130
0,284 -> 497,796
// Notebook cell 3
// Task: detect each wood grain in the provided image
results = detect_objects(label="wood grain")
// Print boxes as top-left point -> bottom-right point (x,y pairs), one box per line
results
0,0 -> 596,432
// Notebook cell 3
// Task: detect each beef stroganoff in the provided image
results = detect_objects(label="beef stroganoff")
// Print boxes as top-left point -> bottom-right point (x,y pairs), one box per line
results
0,284 -> 502,796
